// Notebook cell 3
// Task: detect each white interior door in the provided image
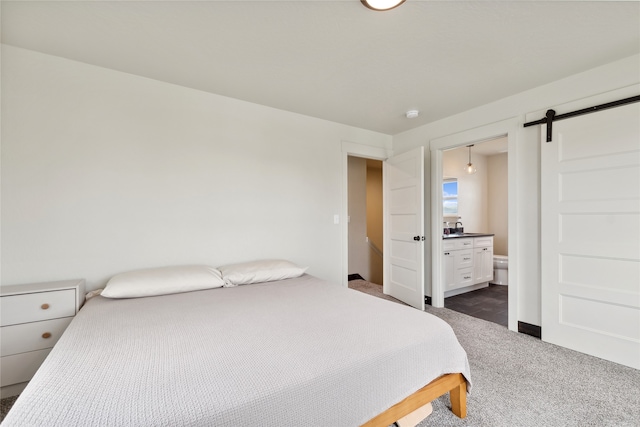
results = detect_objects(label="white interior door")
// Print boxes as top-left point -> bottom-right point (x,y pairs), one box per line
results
541,100 -> 640,369
383,146 -> 425,310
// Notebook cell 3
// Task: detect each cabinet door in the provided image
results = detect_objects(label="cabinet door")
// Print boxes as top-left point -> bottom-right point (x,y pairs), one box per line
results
473,248 -> 485,283
482,246 -> 494,282
473,246 -> 494,284
443,251 -> 456,291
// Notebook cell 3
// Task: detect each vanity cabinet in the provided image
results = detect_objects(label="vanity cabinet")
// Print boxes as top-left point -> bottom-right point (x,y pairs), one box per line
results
443,236 -> 493,295
0,279 -> 85,397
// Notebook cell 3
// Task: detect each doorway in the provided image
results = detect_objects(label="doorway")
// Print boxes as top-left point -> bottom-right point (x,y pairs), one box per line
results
341,142 -> 426,310
430,117 -> 519,332
347,156 -> 383,285
441,138 -> 509,326
340,141 -> 391,289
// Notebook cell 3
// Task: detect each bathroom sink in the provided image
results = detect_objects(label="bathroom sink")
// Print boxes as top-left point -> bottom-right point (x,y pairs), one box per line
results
443,232 -> 493,238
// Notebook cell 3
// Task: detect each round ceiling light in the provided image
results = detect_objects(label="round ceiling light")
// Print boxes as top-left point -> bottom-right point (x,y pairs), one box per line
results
361,0 -> 406,11
405,110 -> 419,119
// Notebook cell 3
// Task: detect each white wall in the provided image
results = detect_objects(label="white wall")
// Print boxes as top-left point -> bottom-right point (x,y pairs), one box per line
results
0,45 -> 392,291
487,153 -> 508,256
393,54 -> 640,326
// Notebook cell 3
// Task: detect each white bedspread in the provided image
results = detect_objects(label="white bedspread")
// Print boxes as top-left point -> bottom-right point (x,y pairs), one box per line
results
3,274 -> 471,426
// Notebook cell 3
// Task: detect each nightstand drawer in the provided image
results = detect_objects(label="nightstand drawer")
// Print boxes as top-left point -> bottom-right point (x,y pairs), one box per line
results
1,289 -> 76,326
1,317 -> 73,357
0,349 -> 51,387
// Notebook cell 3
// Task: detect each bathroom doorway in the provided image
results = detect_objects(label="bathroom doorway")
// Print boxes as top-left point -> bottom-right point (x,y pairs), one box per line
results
441,138 -> 509,326
429,117 -> 519,332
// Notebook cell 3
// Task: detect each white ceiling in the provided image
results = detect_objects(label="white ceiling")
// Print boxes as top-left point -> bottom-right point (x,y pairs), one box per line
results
2,1 -> 639,135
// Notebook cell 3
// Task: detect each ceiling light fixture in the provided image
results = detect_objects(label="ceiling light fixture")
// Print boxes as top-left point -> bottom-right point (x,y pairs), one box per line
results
464,145 -> 477,175
405,109 -> 419,119
361,0 -> 406,11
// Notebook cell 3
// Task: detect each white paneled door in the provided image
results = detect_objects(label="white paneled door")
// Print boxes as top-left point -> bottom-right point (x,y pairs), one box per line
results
541,99 -> 640,369
384,147 -> 425,310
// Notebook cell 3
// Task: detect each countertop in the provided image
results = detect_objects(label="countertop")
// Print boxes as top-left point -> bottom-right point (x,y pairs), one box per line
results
442,233 -> 495,239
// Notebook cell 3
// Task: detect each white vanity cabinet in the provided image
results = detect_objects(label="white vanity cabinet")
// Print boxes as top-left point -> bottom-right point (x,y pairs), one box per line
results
443,235 -> 494,296
0,279 -> 85,397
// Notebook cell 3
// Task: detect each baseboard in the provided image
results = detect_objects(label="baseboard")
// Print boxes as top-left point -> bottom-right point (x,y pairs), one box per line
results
518,321 -> 541,339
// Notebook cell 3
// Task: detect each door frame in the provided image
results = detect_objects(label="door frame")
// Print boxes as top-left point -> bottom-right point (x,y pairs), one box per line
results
341,141 -> 392,287
430,117 -> 520,331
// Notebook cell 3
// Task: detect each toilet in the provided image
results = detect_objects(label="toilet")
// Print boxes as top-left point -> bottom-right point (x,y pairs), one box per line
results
492,255 -> 508,286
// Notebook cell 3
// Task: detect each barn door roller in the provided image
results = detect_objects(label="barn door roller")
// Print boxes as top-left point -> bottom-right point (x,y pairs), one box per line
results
523,95 -> 640,143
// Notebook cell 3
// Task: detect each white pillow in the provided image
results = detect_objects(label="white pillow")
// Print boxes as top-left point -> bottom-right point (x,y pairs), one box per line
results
101,265 -> 224,298
218,259 -> 308,287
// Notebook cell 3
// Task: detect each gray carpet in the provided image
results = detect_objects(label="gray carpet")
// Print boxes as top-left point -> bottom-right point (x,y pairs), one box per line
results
349,279 -> 640,427
0,395 -> 18,423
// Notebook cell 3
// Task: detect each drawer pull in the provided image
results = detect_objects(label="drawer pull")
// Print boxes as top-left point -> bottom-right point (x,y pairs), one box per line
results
42,332 -> 52,339
41,303 -> 50,310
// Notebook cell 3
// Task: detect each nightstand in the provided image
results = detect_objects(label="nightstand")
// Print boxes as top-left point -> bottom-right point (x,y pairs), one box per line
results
0,279 -> 85,398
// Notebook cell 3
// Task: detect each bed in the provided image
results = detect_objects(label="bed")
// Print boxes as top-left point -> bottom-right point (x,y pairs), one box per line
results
2,268 -> 471,426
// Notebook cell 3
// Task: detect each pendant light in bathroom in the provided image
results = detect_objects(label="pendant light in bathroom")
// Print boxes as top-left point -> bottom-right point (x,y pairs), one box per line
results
464,145 -> 477,175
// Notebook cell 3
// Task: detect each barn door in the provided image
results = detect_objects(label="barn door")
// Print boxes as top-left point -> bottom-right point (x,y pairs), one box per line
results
540,99 -> 640,369
383,147 -> 425,310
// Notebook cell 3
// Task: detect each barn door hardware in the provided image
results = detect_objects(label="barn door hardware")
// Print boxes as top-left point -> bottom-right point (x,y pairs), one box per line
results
523,95 -> 640,143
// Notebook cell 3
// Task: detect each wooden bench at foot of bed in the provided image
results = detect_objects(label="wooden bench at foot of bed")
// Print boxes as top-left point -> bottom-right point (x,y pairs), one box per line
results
361,373 -> 467,427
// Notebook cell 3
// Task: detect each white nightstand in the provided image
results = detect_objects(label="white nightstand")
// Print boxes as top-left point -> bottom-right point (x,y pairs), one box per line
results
0,279 -> 85,398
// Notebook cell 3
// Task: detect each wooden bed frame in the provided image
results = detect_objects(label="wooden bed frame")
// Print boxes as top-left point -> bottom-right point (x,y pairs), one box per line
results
361,373 -> 467,427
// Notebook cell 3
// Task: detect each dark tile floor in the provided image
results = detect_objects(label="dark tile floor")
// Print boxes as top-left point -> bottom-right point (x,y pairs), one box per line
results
445,285 -> 508,327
